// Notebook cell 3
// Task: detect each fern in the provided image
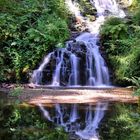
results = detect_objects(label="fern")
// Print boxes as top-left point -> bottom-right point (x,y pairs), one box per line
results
125,77 -> 140,96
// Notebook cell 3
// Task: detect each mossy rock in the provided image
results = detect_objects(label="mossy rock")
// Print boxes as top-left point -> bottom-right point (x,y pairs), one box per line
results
76,0 -> 97,16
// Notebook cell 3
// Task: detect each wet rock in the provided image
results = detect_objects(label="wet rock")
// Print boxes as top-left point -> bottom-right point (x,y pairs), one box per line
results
28,83 -> 36,88
37,40 -> 89,85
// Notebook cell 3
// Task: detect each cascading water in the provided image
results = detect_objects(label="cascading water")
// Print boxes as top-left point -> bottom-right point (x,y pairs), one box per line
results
32,53 -> 52,85
90,0 -> 125,18
32,0 -> 125,87
52,50 -> 64,86
34,0 -> 126,139
69,54 -> 79,86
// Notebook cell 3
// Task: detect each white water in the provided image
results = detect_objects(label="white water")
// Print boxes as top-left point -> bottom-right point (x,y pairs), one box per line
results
31,53 -> 52,84
90,0 -> 125,18
65,0 -> 81,17
75,32 -> 110,86
69,54 -> 79,85
52,50 -> 64,86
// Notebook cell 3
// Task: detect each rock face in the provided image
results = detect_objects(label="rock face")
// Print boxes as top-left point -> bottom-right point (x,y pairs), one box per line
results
35,41 -> 88,86
117,0 -> 133,7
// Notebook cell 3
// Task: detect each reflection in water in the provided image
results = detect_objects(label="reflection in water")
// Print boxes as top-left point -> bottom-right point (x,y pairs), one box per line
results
0,95 -> 138,140
38,103 -> 108,140
0,99 -> 68,140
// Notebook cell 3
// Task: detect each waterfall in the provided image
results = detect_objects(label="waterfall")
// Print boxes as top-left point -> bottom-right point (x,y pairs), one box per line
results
31,53 -> 52,84
75,33 -> 110,86
52,50 -> 64,86
32,0 -> 125,87
90,0 -> 125,17
36,0 -> 126,139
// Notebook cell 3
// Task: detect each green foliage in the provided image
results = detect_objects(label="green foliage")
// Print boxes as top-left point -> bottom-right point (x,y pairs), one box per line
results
0,0 -> 70,82
133,10 -> 140,25
129,0 -> 140,11
101,17 -> 128,40
126,77 -> 140,88
133,89 -> 140,96
0,0 -> 19,13
100,7 -> 140,85
125,76 -> 140,96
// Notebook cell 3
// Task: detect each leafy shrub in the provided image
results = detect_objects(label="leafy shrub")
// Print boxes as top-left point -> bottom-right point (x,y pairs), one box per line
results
100,12 -> 140,85
0,0 -> 70,83
100,17 -> 128,40
132,2 -> 140,25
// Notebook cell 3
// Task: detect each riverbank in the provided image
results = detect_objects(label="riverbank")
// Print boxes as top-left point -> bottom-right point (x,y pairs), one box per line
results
0,86 -> 138,105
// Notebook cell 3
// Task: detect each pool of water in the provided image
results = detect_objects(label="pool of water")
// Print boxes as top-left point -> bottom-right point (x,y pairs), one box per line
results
0,91 -> 139,140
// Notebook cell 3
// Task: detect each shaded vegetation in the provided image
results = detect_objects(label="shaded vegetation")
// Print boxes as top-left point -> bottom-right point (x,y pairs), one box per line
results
100,0 -> 140,86
0,0 -> 70,83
